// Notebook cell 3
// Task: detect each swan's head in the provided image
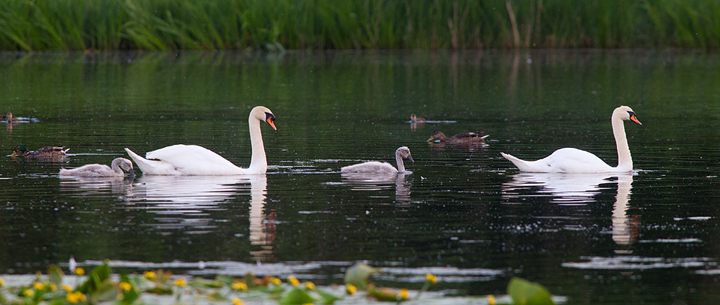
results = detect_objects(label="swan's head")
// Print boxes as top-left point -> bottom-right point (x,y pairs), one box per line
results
615,106 -> 642,125
396,146 -> 414,163
427,131 -> 446,142
252,106 -> 277,131
11,145 -> 27,156
119,158 -> 134,172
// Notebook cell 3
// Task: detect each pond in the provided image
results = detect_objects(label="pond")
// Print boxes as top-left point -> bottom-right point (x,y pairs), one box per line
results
1,50 -> 720,304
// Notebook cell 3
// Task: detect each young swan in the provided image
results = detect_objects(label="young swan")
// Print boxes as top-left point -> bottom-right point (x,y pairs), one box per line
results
341,146 -> 414,174
60,158 -> 134,177
501,105 -> 642,173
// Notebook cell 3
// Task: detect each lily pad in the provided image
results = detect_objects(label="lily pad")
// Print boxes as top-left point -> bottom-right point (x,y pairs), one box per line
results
507,277 -> 555,305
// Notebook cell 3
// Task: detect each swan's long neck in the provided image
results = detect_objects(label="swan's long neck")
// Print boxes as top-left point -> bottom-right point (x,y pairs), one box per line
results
110,159 -> 124,175
248,116 -> 267,172
395,151 -> 405,173
612,114 -> 632,170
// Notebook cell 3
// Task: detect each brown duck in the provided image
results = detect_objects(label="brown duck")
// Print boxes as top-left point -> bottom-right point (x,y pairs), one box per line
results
427,130 -> 488,144
410,114 -> 426,123
12,145 -> 70,157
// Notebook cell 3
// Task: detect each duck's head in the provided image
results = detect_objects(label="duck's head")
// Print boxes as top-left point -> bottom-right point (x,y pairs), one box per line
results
252,106 -> 277,131
11,145 -> 27,157
396,146 -> 414,163
427,131 -> 445,142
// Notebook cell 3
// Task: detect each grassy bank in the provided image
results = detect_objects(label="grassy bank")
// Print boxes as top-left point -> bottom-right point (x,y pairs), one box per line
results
1,0 -> 720,51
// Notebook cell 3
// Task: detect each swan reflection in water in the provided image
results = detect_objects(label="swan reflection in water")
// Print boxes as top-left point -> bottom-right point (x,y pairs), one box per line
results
128,175 -> 274,261
502,172 -> 639,248
340,172 -> 412,205
64,174 -> 275,262
60,176 -> 134,197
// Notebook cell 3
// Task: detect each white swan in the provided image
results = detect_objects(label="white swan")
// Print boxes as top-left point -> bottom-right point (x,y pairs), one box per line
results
501,106 -> 642,173
341,146 -> 414,174
59,158 -> 134,177
125,106 -> 276,175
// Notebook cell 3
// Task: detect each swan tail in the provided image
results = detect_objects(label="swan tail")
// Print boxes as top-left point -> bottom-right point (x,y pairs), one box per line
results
501,152 -> 537,172
125,148 -> 181,175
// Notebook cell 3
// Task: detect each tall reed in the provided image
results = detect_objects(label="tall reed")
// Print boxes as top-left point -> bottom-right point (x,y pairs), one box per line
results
1,0 -> 720,51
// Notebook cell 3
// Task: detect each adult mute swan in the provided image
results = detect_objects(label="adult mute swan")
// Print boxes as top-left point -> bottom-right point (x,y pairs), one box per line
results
341,146 -> 414,174
60,158 -> 134,177
501,106 -> 642,173
125,106 -> 276,175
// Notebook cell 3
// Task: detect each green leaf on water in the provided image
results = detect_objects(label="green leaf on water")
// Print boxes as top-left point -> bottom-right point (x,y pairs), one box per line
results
344,263 -> 381,290
47,265 -> 64,286
312,289 -> 341,305
278,287 -> 315,305
507,277 -> 555,305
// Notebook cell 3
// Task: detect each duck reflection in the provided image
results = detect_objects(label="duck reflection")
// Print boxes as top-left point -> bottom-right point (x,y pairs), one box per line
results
428,141 -> 487,153
341,172 -> 412,205
117,175 -> 273,261
502,172 -> 639,247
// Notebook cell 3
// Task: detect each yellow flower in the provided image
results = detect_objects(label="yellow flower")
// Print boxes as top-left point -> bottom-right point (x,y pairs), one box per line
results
0,278 -> 5,287
143,271 -> 157,280
301,303 -> 314,305
66,291 -> 86,304
33,282 -> 45,290
288,276 -> 299,287
425,273 -> 438,284
174,278 -> 187,287
23,289 -> 34,297
345,284 -> 357,295
50,284 -> 57,291
270,277 -> 282,286
232,297 -> 244,305
304,281 -> 315,290
231,282 -> 248,291
62,284 -> 73,292
66,292 -> 80,304
74,267 -> 85,275
488,294 -> 496,305
119,282 -> 132,291
399,288 -> 409,300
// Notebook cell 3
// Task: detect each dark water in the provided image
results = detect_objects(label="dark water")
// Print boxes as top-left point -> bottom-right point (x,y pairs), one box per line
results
2,50 -> 720,304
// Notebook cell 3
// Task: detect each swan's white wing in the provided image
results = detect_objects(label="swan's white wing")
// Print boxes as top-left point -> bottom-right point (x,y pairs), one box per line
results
503,148 -> 615,173
146,145 -> 243,175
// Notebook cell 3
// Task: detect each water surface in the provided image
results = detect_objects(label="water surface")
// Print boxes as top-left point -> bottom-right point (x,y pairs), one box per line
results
2,50 -> 720,304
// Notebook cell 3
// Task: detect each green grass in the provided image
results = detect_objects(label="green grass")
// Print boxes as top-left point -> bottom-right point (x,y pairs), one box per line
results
1,0 -> 720,51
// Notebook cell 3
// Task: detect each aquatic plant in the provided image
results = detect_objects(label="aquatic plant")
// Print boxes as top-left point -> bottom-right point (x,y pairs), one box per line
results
1,0 -> 720,51
0,261 -> 554,304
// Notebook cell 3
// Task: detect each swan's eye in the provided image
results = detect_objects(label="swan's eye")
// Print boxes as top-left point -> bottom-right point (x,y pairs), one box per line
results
627,111 -> 642,125
265,112 -> 277,130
